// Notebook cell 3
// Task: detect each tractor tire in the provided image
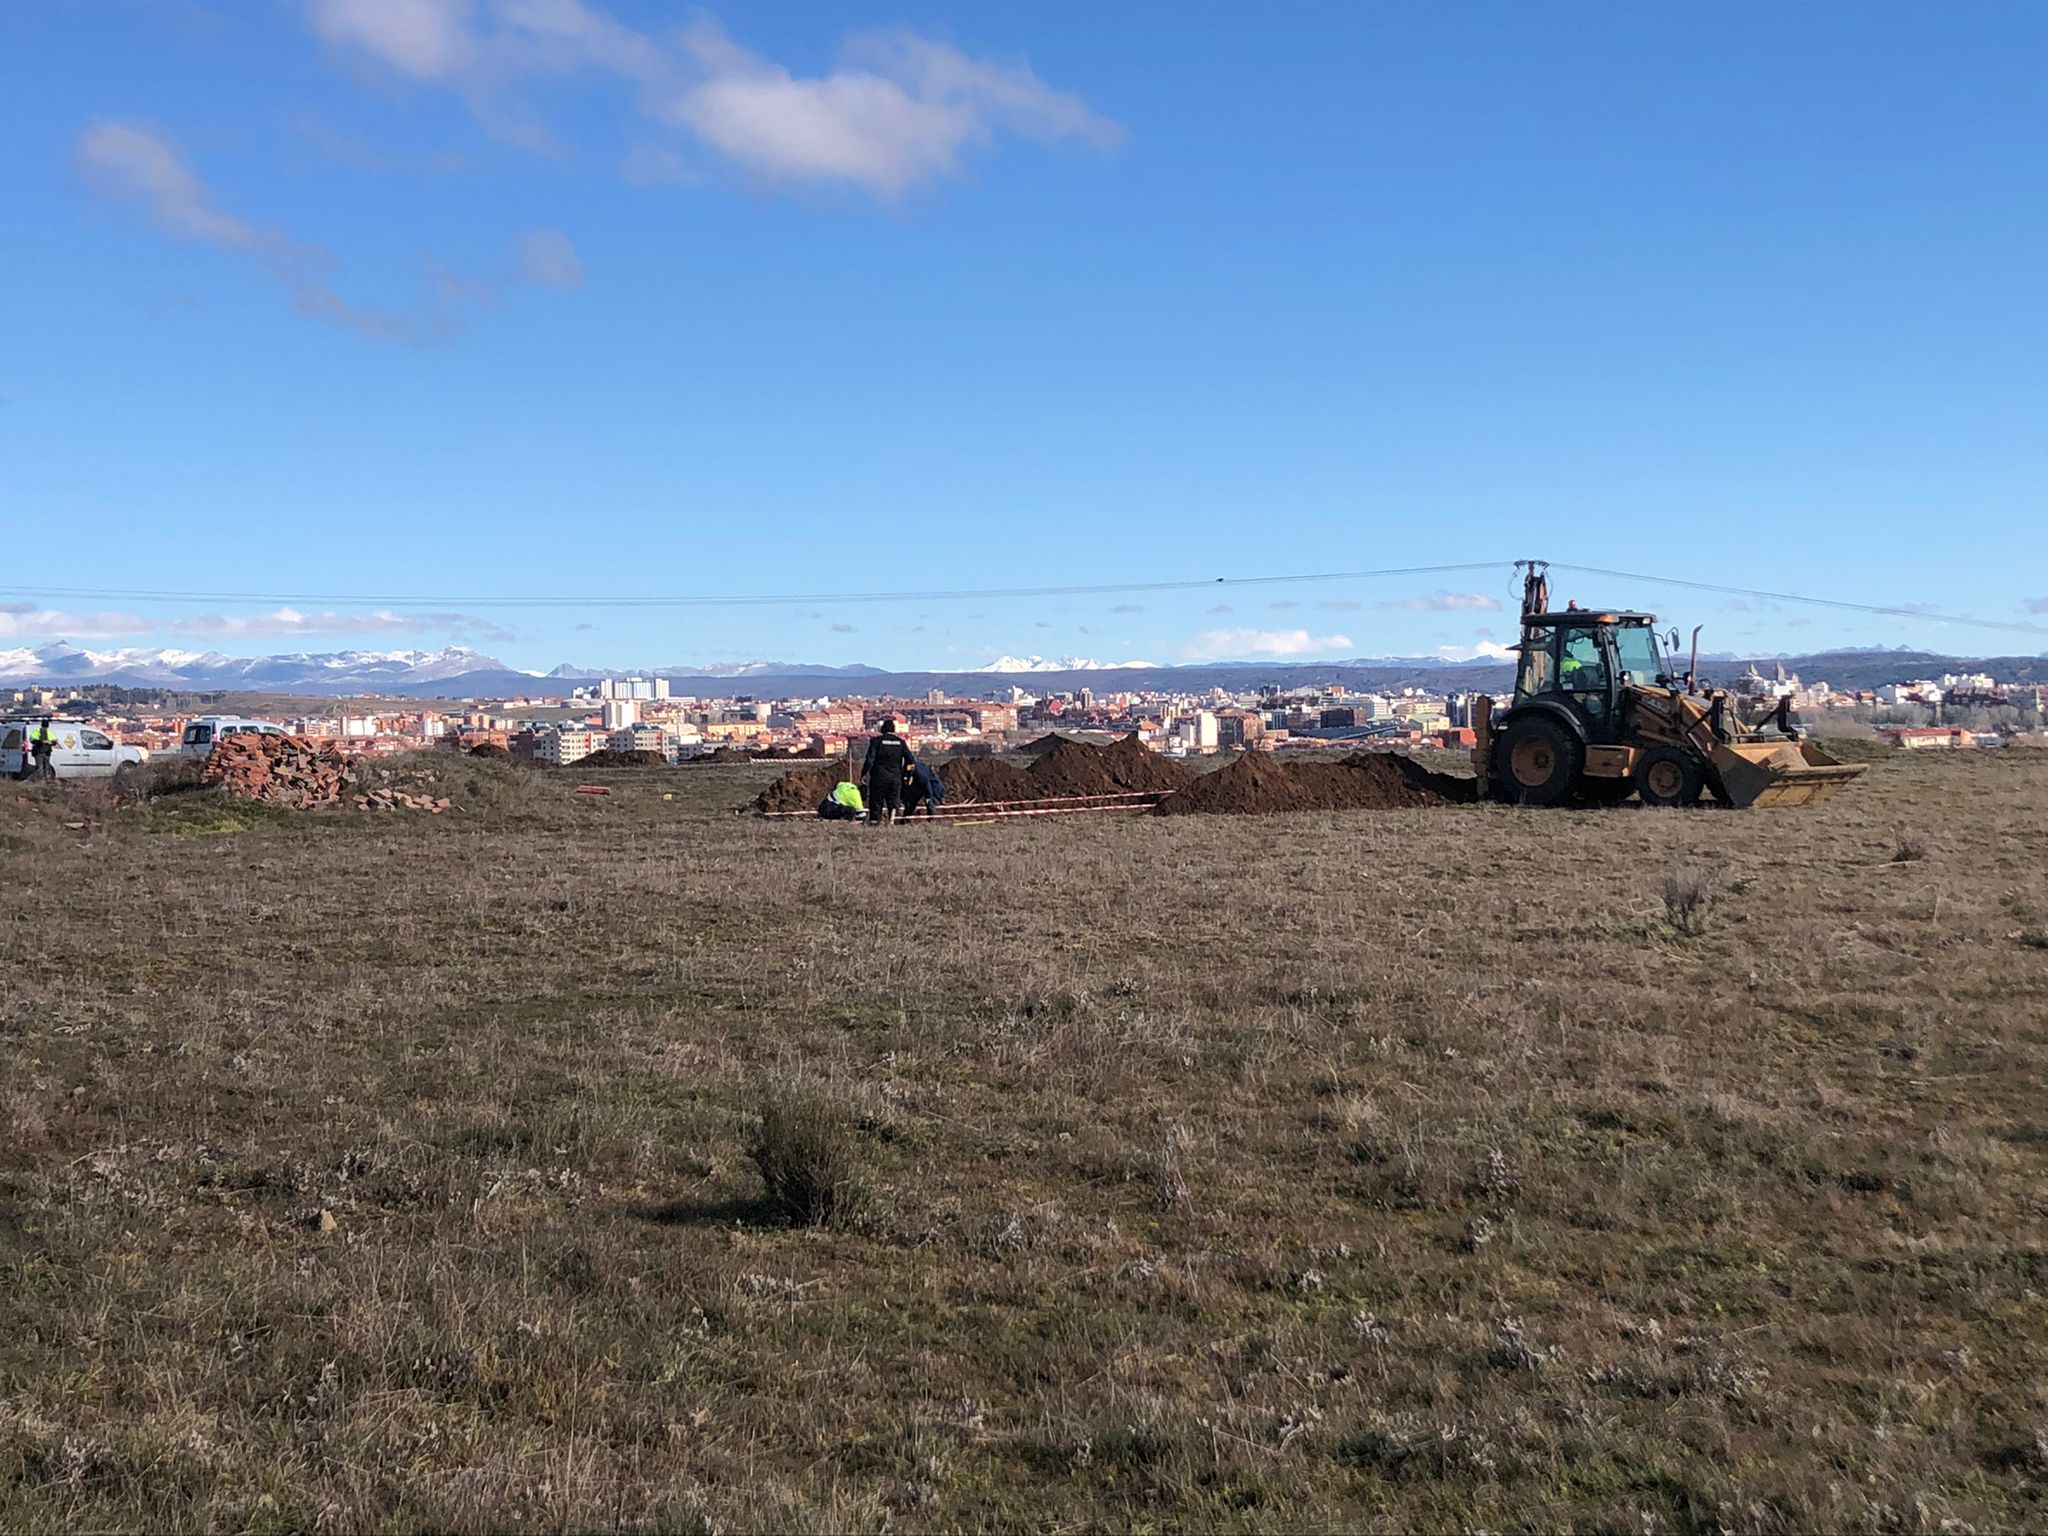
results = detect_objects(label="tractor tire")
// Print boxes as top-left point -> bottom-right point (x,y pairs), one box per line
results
1634,746 -> 1703,808
1495,716 -> 1582,807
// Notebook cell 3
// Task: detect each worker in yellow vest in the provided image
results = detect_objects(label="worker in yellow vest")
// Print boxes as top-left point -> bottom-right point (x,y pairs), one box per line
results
28,717 -> 56,781
819,779 -> 865,820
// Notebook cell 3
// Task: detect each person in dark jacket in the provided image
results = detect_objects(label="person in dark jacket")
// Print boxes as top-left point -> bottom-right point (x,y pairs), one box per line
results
860,720 -> 914,825
29,717 -> 56,782
903,759 -> 946,819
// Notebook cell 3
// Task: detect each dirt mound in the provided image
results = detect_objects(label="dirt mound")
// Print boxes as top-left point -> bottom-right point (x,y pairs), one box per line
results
1026,734 -> 1196,798
937,756 -> 1038,803
468,742 -> 512,760
1018,732 -> 1077,756
578,749 -> 668,768
750,763 -> 857,815
1156,751 -> 1473,816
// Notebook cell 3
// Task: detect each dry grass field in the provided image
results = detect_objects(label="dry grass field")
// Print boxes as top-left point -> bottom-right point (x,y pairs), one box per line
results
3,745 -> 2046,1532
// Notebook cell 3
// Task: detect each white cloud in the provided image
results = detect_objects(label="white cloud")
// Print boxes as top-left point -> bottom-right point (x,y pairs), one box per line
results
78,121 -> 577,342
1435,640 -> 1517,662
77,121 -> 263,247
667,24 -> 1120,197
1404,592 -> 1502,613
1186,628 -> 1353,660
0,609 -> 156,641
304,2 -> 1121,200
308,0 -> 479,78
0,605 -> 512,642
80,121 -> 433,342
516,227 -> 584,287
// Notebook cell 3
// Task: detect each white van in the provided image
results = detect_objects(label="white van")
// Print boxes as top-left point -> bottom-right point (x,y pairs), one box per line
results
2,718 -> 149,780
178,716 -> 289,756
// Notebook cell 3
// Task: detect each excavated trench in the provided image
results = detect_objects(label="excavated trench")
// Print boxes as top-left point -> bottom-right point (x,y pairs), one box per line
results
748,735 -> 1473,818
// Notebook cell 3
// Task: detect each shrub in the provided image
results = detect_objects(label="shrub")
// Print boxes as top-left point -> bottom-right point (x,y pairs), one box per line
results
749,1081 -> 866,1227
1892,834 -> 1927,863
1663,864 -> 1716,936
112,754 -> 207,804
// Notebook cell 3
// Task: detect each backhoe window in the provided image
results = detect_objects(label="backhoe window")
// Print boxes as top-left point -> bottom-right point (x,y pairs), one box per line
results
1558,627 -> 1608,691
1612,625 -> 1662,686
1515,634 -> 1553,699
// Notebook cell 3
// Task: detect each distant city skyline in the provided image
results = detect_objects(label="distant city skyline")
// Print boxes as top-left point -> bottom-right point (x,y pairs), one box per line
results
4,628 -> 2045,700
5,3 -> 2048,666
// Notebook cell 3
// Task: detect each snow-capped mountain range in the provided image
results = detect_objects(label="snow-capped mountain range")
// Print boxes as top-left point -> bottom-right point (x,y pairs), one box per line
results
0,643 -> 521,691
547,660 -> 885,680
978,655 -> 1159,673
0,643 -> 1175,691
6,640 -> 2029,697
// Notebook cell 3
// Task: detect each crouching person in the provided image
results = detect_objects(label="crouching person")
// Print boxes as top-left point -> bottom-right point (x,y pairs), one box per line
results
903,760 -> 947,819
818,780 -> 865,820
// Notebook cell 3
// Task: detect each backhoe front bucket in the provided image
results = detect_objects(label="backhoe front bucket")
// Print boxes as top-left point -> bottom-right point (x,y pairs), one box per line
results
1709,738 -> 1865,808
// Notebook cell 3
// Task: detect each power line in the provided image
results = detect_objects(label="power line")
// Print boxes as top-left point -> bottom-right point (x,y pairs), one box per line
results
3,557 -> 2042,640
0,562 -> 1505,610
1550,564 -> 2048,641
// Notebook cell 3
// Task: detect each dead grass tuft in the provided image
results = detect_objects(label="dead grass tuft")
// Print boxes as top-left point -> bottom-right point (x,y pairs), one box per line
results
1663,862 -> 1716,935
748,1076 -> 870,1228
1150,1121 -> 1192,1211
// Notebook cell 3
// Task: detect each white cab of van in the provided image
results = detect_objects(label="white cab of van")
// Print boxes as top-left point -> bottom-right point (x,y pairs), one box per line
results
178,717 -> 290,756
2,718 -> 149,780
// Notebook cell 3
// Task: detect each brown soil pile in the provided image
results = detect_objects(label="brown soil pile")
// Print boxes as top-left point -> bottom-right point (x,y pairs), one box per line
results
1156,751 -> 1473,816
1018,732 -> 1077,756
578,749 -> 668,768
750,763 -> 856,815
937,757 -> 1038,803
467,742 -> 512,760
1026,734 -> 1196,798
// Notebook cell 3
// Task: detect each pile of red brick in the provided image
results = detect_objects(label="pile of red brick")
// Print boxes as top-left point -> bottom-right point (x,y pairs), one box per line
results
202,734 -> 355,809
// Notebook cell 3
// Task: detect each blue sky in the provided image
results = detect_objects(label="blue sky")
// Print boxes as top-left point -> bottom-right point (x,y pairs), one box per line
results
3,0 -> 2046,671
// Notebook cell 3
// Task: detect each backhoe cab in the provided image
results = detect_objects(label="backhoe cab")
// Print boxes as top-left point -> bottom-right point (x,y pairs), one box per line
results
1470,561 -> 1864,809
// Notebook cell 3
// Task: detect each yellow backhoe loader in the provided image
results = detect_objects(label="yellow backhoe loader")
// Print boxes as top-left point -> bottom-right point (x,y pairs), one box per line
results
1471,561 -> 1864,808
